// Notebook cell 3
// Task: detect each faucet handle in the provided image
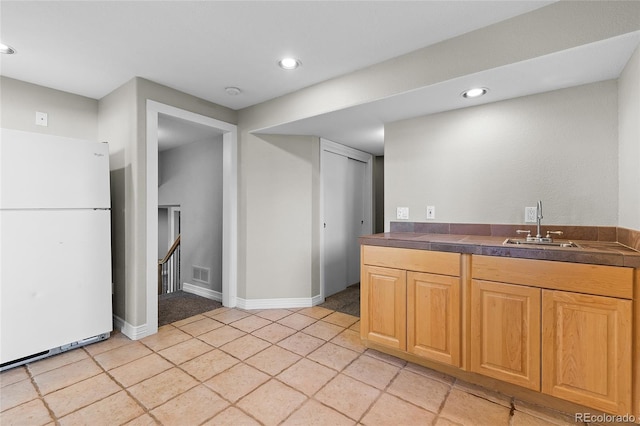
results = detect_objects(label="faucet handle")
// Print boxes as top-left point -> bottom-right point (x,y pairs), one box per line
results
516,229 -> 531,236
546,230 -> 563,238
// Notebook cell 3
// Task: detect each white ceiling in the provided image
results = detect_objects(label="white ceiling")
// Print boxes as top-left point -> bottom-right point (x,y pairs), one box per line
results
1,1 -> 638,155
260,31 -> 640,154
158,113 -> 224,152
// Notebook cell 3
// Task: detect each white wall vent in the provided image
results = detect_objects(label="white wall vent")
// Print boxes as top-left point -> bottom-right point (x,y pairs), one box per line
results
192,265 -> 210,284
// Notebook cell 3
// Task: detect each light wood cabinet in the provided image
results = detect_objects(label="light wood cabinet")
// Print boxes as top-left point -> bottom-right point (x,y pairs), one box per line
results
542,290 -> 632,414
470,280 -> 541,390
361,245 -> 461,361
407,271 -> 461,366
360,265 -> 406,351
360,246 -> 636,418
471,255 -> 634,415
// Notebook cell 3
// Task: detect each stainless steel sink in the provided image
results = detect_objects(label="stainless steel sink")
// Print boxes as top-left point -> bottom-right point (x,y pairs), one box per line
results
503,238 -> 580,248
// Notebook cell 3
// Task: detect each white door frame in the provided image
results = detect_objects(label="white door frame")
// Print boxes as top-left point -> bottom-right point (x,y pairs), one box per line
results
319,138 -> 373,301
146,100 -> 238,336
168,206 -> 180,244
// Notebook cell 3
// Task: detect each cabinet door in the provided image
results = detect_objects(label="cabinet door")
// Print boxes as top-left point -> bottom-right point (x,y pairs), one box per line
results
407,272 -> 460,366
361,265 -> 406,351
542,290 -> 632,414
471,280 -> 541,390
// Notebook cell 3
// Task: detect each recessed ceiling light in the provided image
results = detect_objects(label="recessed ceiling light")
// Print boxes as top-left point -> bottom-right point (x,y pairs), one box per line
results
462,87 -> 488,98
225,87 -> 242,96
278,57 -> 301,70
0,43 -> 16,54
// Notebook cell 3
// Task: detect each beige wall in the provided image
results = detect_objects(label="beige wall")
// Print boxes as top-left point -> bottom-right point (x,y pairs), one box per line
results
97,79 -> 137,324
233,1 -> 638,306
384,81 -> 619,228
98,77 -> 236,328
1,76 -> 98,140
618,45 -> 640,230
235,129 -> 321,300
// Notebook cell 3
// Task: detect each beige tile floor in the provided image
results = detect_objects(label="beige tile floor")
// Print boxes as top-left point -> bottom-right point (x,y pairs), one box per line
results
1,306 -> 588,425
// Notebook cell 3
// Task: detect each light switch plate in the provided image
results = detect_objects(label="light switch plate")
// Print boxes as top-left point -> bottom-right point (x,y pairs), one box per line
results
396,207 -> 409,220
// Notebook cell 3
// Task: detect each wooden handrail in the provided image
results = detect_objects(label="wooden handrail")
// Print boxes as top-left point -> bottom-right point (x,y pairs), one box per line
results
159,235 -> 181,265
158,234 -> 181,295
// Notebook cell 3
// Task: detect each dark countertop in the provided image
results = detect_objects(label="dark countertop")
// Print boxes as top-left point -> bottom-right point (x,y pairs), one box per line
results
360,232 -> 640,268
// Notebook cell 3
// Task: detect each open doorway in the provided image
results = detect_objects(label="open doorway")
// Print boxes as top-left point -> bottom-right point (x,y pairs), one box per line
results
156,112 -> 226,325
158,205 -> 180,295
146,100 -> 237,335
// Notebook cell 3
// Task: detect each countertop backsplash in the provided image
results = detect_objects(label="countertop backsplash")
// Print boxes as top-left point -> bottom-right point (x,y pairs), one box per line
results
389,222 -> 640,252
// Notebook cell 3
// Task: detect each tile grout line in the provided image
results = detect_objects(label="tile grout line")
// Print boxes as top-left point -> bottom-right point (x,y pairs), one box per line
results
283,341 -> 362,424
252,308 -> 365,424
355,360 -> 404,425
144,311 -> 260,424
171,309 -> 309,425
83,346 -> 160,425
29,349 -> 113,424
24,362 -> 58,426
165,311 -> 270,424
430,377 -> 456,426
222,308 -> 347,425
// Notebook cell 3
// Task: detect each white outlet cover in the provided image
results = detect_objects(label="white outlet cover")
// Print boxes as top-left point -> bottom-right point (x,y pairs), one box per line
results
426,206 -> 435,219
525,207 -> 537,223
396,207 -> 409,220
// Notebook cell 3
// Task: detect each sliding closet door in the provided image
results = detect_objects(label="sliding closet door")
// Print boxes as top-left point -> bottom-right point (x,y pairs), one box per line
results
323,147 -> 368,298
346,158 -> 366,286
323,151 -> 349,297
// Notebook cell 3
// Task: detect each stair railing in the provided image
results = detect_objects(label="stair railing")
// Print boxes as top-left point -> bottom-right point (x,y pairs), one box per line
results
158,235 -> 181,295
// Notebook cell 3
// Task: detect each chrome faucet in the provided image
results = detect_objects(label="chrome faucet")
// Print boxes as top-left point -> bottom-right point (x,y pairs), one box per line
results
516,200 -> 563,243
535,200 -> 543,239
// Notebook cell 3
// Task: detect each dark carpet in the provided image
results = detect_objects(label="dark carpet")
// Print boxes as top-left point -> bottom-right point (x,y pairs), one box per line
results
319,283 -> 360,317
158,291 -> 223,326
159,284 -> 360,326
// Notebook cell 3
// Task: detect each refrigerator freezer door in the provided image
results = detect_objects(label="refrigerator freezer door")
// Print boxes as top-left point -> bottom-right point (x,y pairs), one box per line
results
0,128 -> 110,209
0,209 -> 113,363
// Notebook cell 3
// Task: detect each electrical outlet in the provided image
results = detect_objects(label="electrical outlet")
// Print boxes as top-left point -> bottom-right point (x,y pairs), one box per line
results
396,207 -> 409,220
525,207 -> 537,223
426,206 -> 435,220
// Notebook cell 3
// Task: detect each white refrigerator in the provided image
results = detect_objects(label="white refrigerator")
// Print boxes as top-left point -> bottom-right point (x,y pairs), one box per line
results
0,128 -> 113,370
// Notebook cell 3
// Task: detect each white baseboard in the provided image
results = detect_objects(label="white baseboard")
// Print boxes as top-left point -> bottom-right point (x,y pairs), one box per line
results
113,291 -> 322,339
182,282 -> 222,301
236,294 -> 324,310
112,315 -> 153,340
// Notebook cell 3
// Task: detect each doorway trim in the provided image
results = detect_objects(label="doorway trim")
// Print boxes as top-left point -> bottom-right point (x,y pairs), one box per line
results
319,138 -> 373,301
146,100 -> 237,336
167,206 -> 181,245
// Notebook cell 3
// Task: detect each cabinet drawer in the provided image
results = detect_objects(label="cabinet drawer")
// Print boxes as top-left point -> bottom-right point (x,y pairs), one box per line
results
362,245 -> 460,276
472,255 -> 633,299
